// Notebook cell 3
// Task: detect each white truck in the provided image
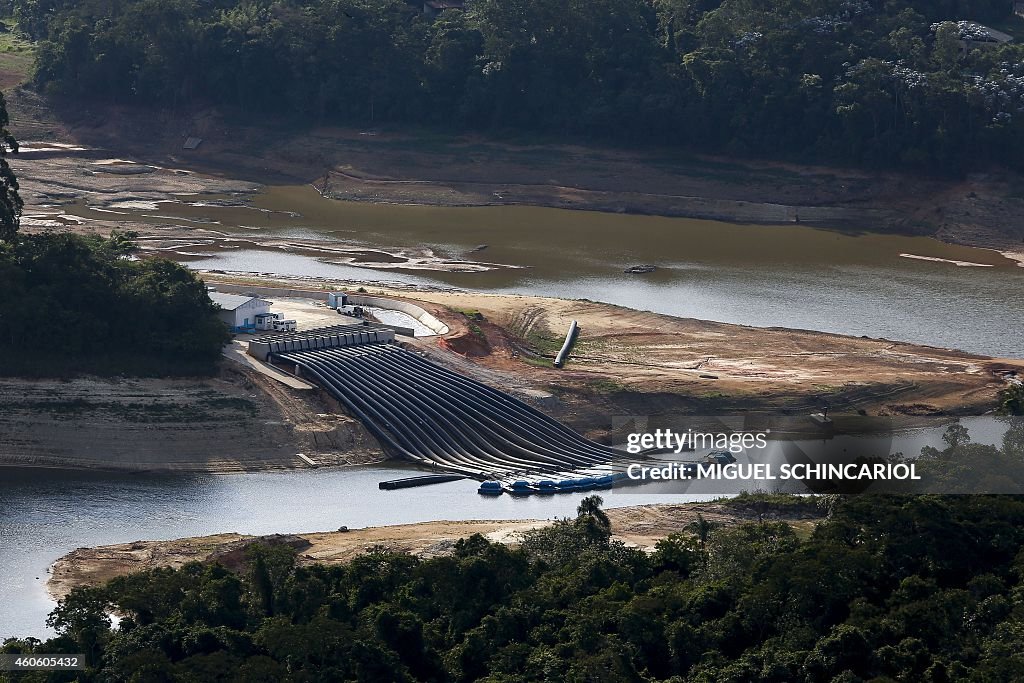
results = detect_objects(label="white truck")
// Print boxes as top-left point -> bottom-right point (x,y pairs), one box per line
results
254,312 -> 281,331
254,312 -> 297,332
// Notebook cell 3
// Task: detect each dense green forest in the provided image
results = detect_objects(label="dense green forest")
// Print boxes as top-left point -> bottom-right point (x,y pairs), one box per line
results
13,0 -> 1024,173
0,230 -> 231,376
0,86 -> 229,377
5,428 -> 1024,682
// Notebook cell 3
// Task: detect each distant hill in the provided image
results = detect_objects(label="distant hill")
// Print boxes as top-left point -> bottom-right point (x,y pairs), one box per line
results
12,0 -> 1024,174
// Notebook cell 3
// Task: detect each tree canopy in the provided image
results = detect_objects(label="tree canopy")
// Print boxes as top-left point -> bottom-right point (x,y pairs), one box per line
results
14,0 -> 1024,173
9,462 -> 1024,681
0,231 -> 231,376
0,89 -> 21,243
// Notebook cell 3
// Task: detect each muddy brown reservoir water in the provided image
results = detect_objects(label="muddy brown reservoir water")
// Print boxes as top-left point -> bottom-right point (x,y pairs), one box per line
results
66,185 -> 1024,357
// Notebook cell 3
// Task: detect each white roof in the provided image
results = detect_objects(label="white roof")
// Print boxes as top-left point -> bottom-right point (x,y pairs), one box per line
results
208,292 -> 270,310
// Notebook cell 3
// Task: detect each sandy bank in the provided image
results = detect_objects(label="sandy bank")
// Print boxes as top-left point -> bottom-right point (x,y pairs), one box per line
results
48,501 -> 823,601
1001,250 -> 1024,268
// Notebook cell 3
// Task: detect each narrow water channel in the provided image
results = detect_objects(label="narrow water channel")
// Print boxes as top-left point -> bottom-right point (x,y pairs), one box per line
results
67,187 -> 1024,357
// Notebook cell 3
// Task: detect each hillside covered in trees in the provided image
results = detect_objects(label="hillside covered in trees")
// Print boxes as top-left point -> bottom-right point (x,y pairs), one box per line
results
14,0 -> 1024,174
4,419 -> 1024,682
0,78 -> 231,377
0,231 -> 232,376
6,491 -> 1024,681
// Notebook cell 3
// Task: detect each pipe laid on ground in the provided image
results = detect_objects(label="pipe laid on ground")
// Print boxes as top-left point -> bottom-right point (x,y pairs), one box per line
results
287,345 -> 611,470
553,320 -> 579,368
273,342 -> 624,477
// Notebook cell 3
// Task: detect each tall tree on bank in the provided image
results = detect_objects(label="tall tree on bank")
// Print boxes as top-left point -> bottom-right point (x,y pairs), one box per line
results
0,91 -> 21,243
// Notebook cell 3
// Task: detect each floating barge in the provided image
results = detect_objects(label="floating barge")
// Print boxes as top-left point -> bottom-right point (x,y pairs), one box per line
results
379,474 -> 466,490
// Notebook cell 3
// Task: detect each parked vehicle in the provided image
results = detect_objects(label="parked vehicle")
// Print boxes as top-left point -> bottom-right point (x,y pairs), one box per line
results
254,312 -> 282,331
337,305 -> 365,318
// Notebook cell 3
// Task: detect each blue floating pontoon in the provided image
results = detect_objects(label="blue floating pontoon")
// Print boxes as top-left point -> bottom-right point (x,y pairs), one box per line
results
509,480 -> 533,496
478,481 -> 503,496
536,480 -> 557,494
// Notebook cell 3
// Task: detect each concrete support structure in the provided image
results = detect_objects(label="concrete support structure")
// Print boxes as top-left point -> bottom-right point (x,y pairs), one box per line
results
247,326 -> 396,362
345,294 -> 449,335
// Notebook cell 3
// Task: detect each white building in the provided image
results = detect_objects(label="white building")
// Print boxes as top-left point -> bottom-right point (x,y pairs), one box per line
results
208,292 -> 272,331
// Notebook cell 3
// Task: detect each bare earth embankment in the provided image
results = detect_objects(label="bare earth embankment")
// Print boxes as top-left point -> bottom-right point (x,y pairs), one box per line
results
1,84 -> 1020,468
48,501 -> 824,602
406,288 -> 1023,417
2,82 -> 1017,609
3,285 -> 1013,473
0,362 -> 385,472
4,86 -> 1024,258
201,278 -> 1024,430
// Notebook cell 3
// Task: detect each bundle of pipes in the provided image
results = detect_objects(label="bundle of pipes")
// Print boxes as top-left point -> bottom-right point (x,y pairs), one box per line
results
274,344 -> 625,478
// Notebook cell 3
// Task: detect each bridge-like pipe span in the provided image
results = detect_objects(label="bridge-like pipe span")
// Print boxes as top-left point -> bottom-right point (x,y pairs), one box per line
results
273,343 -> 626,478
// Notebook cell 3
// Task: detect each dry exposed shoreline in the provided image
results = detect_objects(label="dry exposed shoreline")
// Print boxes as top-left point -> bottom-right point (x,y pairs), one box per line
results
209,277 -> 1024,417
1,280 -> 1019,473
0,362 -> 386,473
2,89 -> 1022,473
47,501 -> 824,602
6,83 -> 1024,256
